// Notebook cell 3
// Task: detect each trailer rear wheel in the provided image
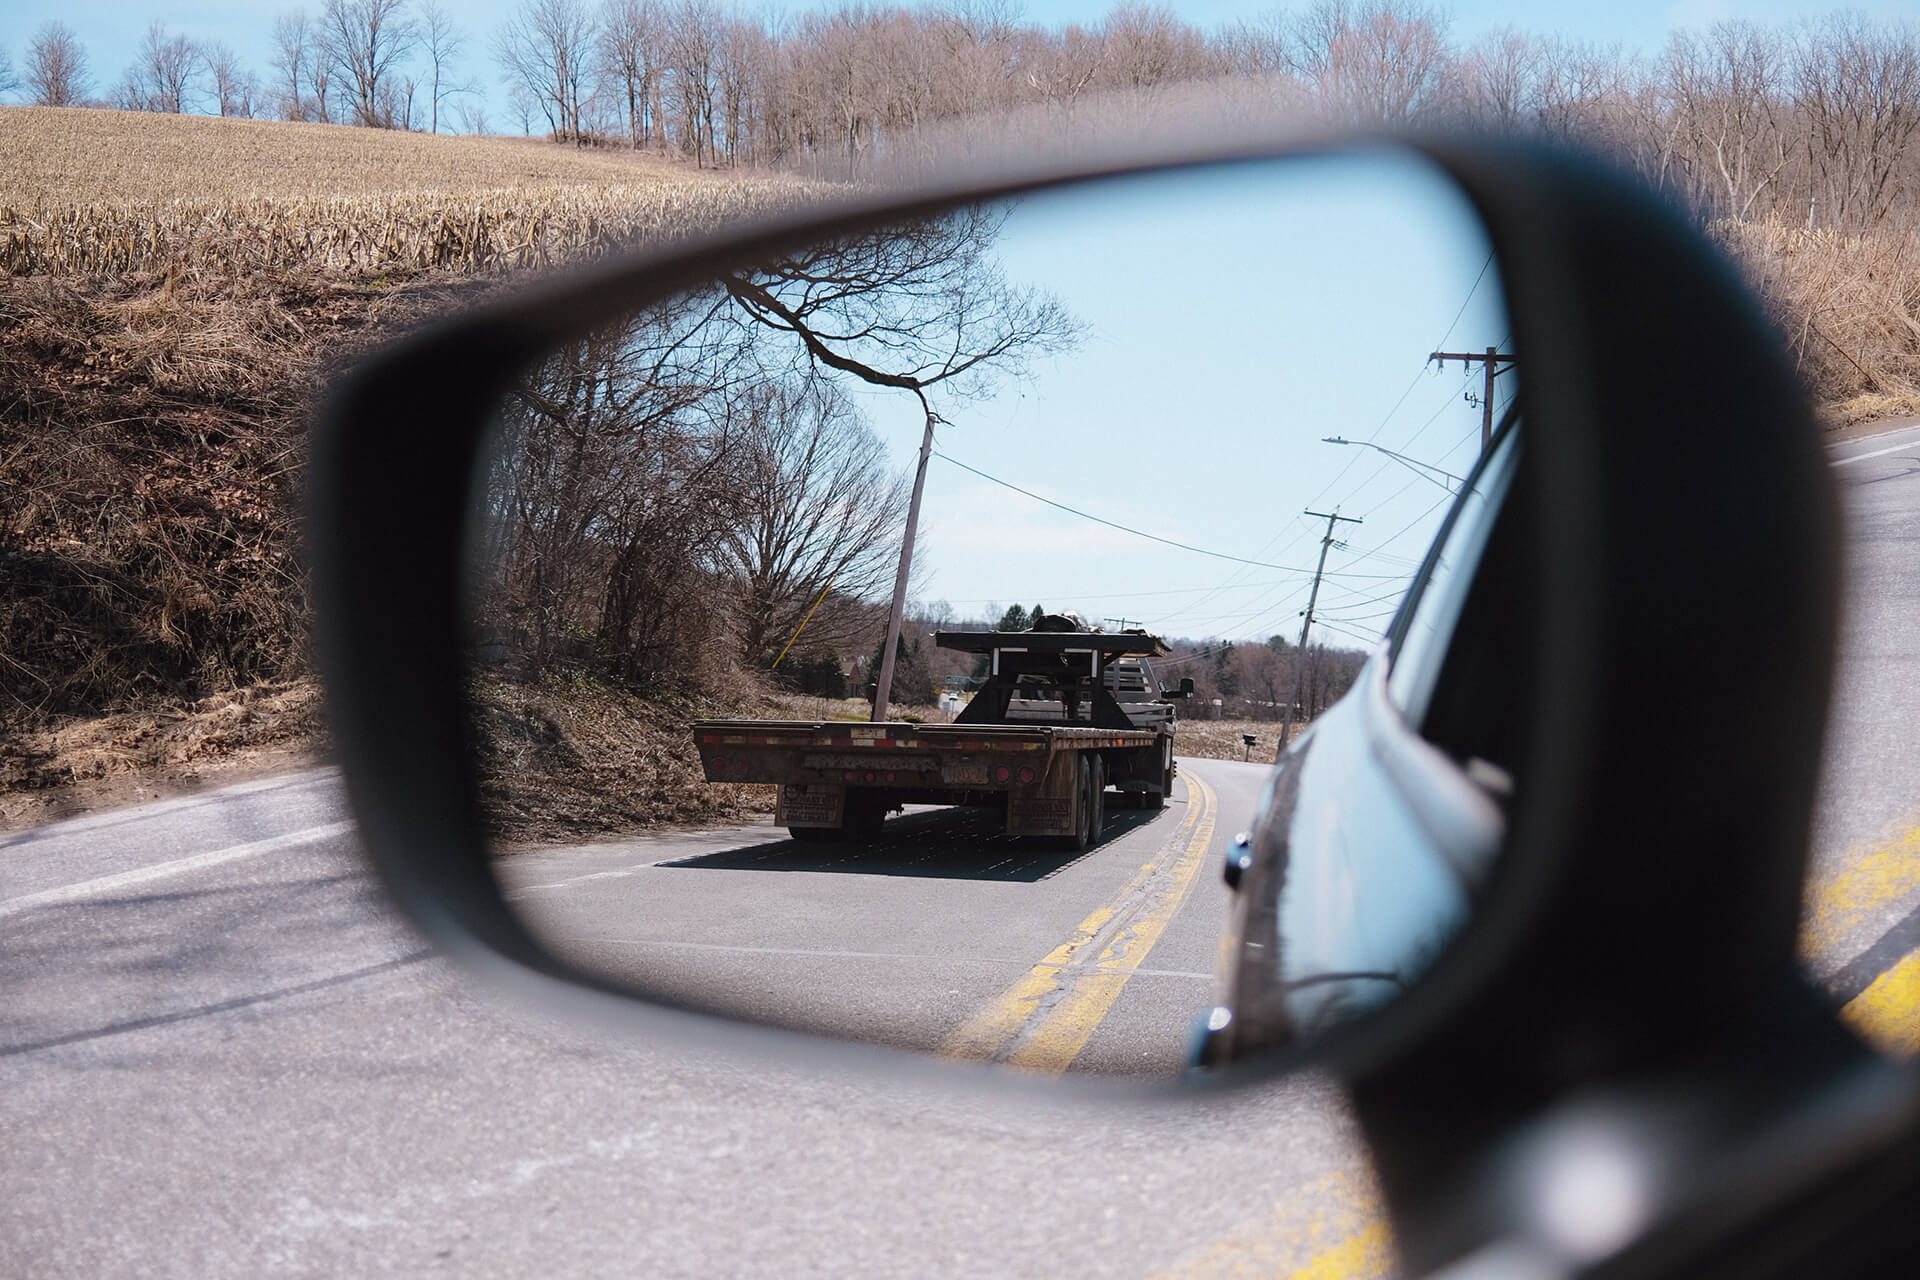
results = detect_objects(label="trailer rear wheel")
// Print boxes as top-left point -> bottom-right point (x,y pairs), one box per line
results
1058,755 -> 1107,851
1090,756 -> 1107,840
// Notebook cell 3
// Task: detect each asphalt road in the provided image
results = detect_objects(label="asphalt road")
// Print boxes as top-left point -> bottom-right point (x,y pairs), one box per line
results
6,425 -> 1918,1277
1804,420 -> 1920,1007
8,758 -> 1388,1278
501,766 -> 1244,1078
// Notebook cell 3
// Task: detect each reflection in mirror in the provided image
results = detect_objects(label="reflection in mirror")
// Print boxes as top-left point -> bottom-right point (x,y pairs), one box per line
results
463,151 -> 1517,1077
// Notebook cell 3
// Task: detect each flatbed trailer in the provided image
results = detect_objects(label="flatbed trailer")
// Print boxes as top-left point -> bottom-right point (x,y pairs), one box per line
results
692,627 -> 1189,849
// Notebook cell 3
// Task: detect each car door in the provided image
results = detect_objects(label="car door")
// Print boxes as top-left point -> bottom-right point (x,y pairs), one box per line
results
1209,417 -> 1521,1057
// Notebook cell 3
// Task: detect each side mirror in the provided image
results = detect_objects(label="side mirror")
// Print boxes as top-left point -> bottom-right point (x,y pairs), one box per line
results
309,132 -> 1900,1276
1167,678 -> 1196,700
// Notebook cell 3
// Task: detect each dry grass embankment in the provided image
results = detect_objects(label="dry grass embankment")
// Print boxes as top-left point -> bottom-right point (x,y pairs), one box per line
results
1715,216 -> 1920,426
1,106 -> 823,276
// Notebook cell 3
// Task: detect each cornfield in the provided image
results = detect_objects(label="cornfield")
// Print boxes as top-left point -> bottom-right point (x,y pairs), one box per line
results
3,186 -> 822,276
0,106 -> 826,278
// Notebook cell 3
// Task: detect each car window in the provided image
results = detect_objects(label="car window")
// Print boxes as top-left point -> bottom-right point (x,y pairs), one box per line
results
1386,422 -> 1520,733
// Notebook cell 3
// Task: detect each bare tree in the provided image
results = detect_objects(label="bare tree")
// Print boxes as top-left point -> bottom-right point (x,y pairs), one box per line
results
1096,4 -> 1213,94
124,22 -> 203,113
1792,14 -> 1920,230
454,99 -> 491,133
716,378 -> 908,665
206,42 -> 260,117
719,208 -> 1081,714
0,44 -> 20,100
715,14 -> 771,165
496,0 -> 599,143
1287,0 -> 1453,125
26,21 -> 90,107
599,0 -> 665,148
1018,23 -> 1105,122
418,1 -> 474,132
666,0 -> 722,162
316,0 -> 417,128
477,290 -> 764,685
271,10 -> 315,120
1662,21 -> 1790,221
1457,27 -> 1543,130
718,208 -> 1081,405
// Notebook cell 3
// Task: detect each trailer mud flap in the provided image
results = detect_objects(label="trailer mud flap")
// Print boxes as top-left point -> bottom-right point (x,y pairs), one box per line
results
1006,752 -> 1079,836
776,783 -> 845,828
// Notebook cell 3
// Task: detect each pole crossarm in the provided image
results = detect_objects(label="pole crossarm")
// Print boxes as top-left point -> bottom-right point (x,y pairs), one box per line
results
1428,347 -> 1517,451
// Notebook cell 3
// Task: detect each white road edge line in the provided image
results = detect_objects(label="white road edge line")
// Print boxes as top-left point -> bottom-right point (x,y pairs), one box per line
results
1832,439 -> 1920,467
0,821 -> 355,918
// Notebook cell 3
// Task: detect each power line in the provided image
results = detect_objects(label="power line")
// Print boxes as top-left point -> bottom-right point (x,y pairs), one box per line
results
1302,252 -> 1495,514
930,450 -> 1408,580
1314,617 -> 1388,646
927,578 -> 1315,606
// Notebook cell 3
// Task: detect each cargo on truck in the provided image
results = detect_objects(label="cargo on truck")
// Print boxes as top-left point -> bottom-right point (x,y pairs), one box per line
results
692,618 -> 1194,850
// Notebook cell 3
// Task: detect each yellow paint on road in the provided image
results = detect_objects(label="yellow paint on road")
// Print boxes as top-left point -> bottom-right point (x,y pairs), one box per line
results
1007,774 -> 1218,1073
1804,819 -> 1920,1057
1151,1166 -> 1392,1280
938,900 -> 1127,1062
1842,945 -> 1920,1057
1802,822 -> 1920,961
939,773 -> 1215,1072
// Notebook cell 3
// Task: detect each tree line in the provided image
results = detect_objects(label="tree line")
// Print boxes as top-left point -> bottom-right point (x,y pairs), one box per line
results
6,2 -> 1917,227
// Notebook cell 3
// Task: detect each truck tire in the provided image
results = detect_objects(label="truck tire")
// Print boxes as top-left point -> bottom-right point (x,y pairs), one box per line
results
1056,755 -> 1099,852
1089,755 -> 1107,841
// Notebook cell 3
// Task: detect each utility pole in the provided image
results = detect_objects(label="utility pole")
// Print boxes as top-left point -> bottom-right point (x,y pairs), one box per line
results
1430,346 -> 1517,451
871,405 -> 939,721
1276,509 -> 1362,761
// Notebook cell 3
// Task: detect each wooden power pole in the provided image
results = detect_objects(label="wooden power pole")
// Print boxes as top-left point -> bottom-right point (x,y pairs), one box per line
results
1276,509 -> 1363,761
1430,346 -> 1517,451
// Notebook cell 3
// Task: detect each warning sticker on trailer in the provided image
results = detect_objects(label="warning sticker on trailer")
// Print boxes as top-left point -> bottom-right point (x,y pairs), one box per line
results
777,784 -> 845,827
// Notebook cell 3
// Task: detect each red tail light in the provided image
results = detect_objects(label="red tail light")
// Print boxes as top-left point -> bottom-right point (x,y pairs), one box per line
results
994,764 -> 1012,783
1017,765 -> 1036,784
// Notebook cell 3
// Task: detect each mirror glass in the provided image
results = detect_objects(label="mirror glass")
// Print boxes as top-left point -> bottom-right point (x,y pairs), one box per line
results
463,151 -> 1518,1077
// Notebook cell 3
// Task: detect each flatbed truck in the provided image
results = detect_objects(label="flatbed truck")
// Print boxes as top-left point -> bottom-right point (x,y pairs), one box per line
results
692,625 -> 1192,849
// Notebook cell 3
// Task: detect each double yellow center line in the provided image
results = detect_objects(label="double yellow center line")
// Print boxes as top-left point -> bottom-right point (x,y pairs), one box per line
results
940,772 -> 1218,1074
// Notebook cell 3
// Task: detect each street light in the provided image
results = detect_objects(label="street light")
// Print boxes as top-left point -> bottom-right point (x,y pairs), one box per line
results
1322,436 -> 1463,493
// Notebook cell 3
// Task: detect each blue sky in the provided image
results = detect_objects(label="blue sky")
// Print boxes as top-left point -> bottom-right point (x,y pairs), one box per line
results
847,150 -> 1504,644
